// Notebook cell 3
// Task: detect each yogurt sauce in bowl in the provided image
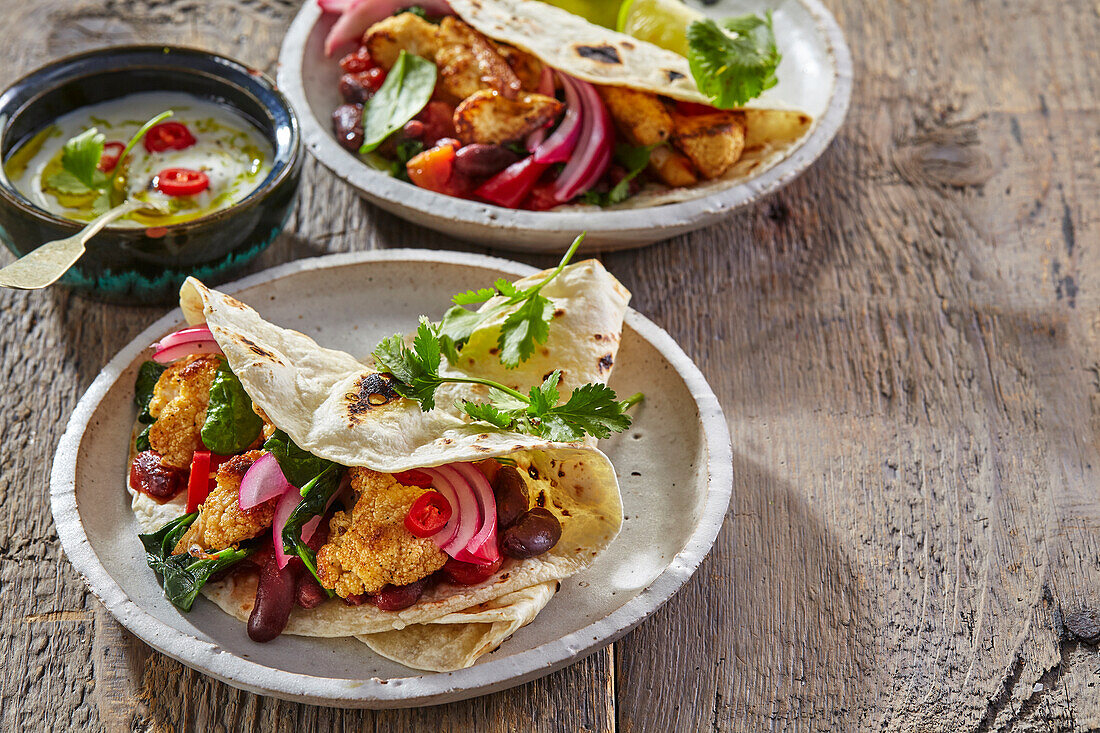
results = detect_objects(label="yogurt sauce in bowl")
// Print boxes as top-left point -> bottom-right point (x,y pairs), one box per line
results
4,91 -> 273,227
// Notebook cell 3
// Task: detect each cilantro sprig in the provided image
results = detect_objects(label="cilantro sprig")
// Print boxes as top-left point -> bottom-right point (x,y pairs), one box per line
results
45,110 -> 173,211
686,12 -> 780,109
373,319 -> 641,442
439,233 -> 584,368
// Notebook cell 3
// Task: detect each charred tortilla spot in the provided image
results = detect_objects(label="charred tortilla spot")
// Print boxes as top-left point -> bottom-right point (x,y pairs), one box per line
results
593,333 -> 603,341
553,308 -> 565,318
499,572 -> 510,581
598,354 -> 614,373
575,44 -> 621,64
536,490 -> 547,507
473,445 -> 491,453
622,41 -> 635,49
666,70 -> 686,82
528,466 -> 540,480
488,347 -> 499,355
345,373 -> 401,422
238,335 -> 282,363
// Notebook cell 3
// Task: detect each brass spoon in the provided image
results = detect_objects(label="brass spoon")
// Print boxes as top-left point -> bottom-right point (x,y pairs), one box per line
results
0,199 -> 168,290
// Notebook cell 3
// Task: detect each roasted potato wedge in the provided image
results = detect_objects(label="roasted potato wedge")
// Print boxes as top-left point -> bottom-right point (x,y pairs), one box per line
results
363,12 -> 440,70
647,145 -> 698,188
453,89 -> 563,144
597,86 -> 673,146
669,110 -> 746,180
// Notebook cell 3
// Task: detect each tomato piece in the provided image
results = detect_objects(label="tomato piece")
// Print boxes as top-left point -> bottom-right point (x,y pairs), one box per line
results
475,156 -> 551,209
442,555 -> 503,586
406,142 -> 459,195
144,122 -> 197,153
414,101 -> 457,147
358,66 -> 387,92
339,46 -> 376,73
156,168 -> 210,197
404,490 -> 453,538
185,450 -> 212,513
674,100 -> 717,116
522,179 -> 561,211
97,141 -> 126,172
394,469 -> 433,487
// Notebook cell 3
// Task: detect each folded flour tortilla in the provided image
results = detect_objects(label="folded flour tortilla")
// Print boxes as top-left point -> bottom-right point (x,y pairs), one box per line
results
131,259 -> 631,670
445,0 -> 816,207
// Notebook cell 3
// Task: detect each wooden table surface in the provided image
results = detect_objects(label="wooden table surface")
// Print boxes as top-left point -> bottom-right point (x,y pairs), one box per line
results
1,0 -> 1098,730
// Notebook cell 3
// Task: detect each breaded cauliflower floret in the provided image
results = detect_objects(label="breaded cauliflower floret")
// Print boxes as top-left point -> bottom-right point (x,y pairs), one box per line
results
316,468 -> 447,598
173,451 -> 276,555
148,354 -> 222,468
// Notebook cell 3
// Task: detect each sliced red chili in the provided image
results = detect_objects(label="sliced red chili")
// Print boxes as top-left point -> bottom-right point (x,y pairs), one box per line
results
156,168 -> 210,197
404,490 -> 452,538
97,141 -> 126,172
393,469 -> 433,487
441,555 -> 503,586
185,450 -> 212,513
144,122 -> 197,153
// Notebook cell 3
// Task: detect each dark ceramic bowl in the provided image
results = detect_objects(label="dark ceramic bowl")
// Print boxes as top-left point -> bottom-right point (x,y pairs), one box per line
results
0,46 -> 301,304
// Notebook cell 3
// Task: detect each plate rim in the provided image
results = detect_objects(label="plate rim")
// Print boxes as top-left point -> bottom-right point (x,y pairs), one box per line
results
275,0 -> 853,251
49,249 -> 733,707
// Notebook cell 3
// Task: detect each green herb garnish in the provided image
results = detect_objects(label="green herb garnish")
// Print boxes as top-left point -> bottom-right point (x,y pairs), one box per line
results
45,110 -> 174,210
581,143 -> 659,207
686,13 -> 780,109
439,233 -> 584,368
360,51 -> 437,154
373,318 -> 640,442
139,513 -> 256,611
390,139 -> 425,181
200,363 -> 263,455
280,464 -> 343,595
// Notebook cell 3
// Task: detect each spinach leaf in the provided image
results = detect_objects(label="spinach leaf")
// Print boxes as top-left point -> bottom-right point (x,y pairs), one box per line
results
135,425 -> 152,452
139,513 -> 256,611
263,429 -> 336,489
281,465 -> 343,593
134,360 -> 166,424
200,364 -> 262,455
359,50 -> 437,154
580,143 -> 657,207
389,139 -> 425,181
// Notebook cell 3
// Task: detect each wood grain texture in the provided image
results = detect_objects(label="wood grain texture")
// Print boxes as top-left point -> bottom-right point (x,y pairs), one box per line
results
0,0 -> 1097,731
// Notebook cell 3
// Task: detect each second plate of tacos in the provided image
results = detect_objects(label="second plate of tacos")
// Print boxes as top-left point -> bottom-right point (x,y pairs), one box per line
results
279,0 -> 851,249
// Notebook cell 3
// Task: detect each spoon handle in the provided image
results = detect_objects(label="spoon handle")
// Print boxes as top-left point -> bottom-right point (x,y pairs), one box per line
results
0,199 -> 146,290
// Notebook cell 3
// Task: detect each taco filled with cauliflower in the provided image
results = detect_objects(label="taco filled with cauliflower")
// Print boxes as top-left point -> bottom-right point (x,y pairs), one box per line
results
127,238 -> 637,671
322,0 -> 813,210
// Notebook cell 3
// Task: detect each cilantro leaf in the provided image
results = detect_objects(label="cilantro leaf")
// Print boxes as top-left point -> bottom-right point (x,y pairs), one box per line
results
437,233 -> 585,366
686,12 -> 780,109
538,382 -> 632,441
452,287 -> 498,306
45,170 -> 95,195
60,128 -> 109,191
463,401 -> 514,429
582,143 -> 658,207
371,319 -> 445,410
498,292 -> 553,367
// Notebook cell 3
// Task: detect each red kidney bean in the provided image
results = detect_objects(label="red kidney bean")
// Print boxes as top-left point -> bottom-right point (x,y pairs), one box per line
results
295,575 -> 328,609
332,104 -> 364,152
129,451 -> 185,501
370,579 -> 427,611
403,119 -> 426,139
492,466 -> 529,530
342,593 -> 369,606
501,508 -> 562,559
453,144 -> 521,179
247,553 -> 297,642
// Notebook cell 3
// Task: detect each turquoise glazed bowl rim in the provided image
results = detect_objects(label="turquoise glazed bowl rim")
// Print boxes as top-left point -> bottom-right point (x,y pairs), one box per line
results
0,44 -> 301,235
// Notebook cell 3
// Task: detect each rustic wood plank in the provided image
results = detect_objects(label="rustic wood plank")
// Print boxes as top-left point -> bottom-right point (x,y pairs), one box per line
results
2,0 -> 1098,730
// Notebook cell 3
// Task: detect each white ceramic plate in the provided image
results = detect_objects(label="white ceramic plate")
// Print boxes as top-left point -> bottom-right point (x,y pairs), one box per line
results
276,0 -> 852,251
50,250 -> 732,707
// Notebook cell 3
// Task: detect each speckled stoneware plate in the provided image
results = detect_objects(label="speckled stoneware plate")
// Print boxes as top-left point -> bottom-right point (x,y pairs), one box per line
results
277,0 -> 852,252
50,250 -> 732,707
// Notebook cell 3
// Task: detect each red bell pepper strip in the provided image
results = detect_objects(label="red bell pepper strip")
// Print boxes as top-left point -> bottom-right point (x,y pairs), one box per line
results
475,156 -> 551,209
186,450 -> 213,513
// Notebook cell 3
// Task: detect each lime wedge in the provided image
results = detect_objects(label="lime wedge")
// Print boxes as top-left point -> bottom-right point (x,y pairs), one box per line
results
617,0 -> 704,57
538,0 -> 621,29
